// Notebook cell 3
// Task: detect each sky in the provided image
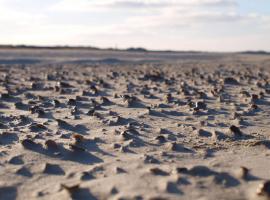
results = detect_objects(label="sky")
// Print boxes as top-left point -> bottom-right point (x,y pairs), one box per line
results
0,0 -> 269,51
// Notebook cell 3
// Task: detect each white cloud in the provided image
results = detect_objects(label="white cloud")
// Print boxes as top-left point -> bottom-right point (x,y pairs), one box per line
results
0,0 -> 48,25
51,0 -> 237,12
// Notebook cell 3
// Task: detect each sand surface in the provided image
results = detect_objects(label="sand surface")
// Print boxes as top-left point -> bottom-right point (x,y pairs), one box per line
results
1,49 -> 270,200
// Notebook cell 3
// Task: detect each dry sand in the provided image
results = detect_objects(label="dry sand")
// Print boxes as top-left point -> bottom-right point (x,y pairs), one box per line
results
1,49 -> 270,200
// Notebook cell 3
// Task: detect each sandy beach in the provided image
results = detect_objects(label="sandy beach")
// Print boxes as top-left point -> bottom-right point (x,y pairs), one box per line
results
1,48 -> 270,200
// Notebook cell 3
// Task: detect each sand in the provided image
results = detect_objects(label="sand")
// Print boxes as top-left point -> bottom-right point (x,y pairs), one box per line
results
0,48 -> 270,200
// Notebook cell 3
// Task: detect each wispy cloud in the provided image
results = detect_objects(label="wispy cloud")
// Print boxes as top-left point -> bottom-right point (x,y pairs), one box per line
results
51,0 -> 237,12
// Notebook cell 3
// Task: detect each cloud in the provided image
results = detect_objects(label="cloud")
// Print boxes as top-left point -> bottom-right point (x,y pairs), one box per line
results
48,0 -> 241,33
104,0 -> 237,9
0,2 -> 47,26
48,0 -> 242,33
51,0 -> 237,12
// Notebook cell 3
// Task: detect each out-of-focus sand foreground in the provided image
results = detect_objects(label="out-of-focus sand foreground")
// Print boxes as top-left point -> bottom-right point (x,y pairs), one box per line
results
1,48 -> 270,200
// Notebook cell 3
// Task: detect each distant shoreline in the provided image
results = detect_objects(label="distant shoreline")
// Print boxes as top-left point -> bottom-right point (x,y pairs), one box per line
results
0,45 -> 269,55
0,45 -> 205,54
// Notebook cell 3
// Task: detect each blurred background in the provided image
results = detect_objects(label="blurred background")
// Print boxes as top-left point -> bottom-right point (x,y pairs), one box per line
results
0,0 -> 269,51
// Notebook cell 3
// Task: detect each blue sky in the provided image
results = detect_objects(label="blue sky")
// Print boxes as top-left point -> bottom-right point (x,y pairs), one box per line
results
0,0 -> 269,51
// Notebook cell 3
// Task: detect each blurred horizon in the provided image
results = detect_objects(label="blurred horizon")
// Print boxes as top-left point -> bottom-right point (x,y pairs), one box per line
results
0,0 -> 270,52
0,44 -> 270,54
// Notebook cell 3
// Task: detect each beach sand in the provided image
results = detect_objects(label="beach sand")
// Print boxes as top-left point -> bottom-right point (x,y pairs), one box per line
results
0,48 -> 270,200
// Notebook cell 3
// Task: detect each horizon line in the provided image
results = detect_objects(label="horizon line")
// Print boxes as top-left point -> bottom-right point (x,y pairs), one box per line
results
0,44 -> 269,54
